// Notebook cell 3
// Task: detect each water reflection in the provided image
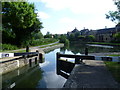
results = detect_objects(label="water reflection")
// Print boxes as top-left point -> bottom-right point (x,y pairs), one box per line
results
60,42 -> 120,55
56,59 -> 75,79
36,49 -> 67,88
2,65 -> 43,89
86,44 -> 114,48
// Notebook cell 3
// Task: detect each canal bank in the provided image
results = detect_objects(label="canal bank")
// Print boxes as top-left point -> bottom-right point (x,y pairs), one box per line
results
0,43 -> 64,75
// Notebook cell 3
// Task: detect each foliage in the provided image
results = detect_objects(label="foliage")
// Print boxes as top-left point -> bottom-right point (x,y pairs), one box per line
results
77,35 -> 85,41
68,33 -> 95,42
2,28 -> 15,45
2,2 -> 43,47
106,0 -> 120,24
113,32 -> 120,42
68,33 -> 75,41
2,2 -> 36,29
85,35 -> 95,42
1,43 -> 18,51
53,34 -> 60,39
32,31 -> 44,40
30,38 -> 58,46
44,32 -> 52,38
59,34 -> 69,46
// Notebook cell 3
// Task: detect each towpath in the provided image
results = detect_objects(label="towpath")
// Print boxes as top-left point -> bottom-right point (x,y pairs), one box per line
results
63,60 -> 120,88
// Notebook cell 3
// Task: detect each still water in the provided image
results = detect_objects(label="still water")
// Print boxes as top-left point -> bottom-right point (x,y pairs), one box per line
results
2,43 -> 120,89
2,48 -> 75,89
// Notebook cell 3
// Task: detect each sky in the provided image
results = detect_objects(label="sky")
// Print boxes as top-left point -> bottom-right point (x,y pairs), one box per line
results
28,0 -> 117,35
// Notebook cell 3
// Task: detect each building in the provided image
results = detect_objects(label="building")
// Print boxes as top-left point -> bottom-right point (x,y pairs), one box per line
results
67,26 -> 120,42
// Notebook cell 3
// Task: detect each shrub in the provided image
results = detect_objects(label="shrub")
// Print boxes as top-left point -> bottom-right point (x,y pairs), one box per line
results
30,38 -> 58,46
1,44 -> 18,51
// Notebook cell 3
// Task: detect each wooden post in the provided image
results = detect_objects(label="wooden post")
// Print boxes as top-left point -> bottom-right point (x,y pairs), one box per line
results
35,57 -> 37,64
56,52 -> 60,60
85,47 -> 88,55
39,53 -> 43,63
29,59 -> 32,67
56,52 -> 60,75
75,57 -> 80,64
26,46 -> 29,52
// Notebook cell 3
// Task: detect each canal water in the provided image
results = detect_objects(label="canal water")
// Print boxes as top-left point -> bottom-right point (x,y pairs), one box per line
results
2,43 -> 120,89
2,48 -> 75,89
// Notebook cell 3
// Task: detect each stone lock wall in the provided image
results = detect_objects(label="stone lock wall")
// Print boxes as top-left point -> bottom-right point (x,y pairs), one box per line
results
0,56 -> 39,75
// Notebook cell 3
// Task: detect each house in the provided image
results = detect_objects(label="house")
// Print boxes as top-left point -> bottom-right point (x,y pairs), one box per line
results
67,25 -> 120,42
95,27 -> 116,42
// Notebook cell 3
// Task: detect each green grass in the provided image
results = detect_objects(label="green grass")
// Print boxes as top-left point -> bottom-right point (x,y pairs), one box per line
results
30,38 -> 58,46
107,54 -> 120,56
104,61 -> 120,83
39,43 -> 63,48
1,39 -> 58,52
10,50 -> 26,53
88,42 -> 120,46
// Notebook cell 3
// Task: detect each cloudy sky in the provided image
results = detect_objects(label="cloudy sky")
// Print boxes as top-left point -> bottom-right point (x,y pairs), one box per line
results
29,0 -> 117,35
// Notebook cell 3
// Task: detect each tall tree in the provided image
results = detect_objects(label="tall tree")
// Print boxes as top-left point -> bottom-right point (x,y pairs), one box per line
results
2,2 -> 43,46
106,0 -> 120,25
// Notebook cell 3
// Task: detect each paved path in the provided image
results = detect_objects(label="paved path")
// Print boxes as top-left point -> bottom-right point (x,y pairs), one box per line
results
63,60 -> 120,88
2,41 -> 59,53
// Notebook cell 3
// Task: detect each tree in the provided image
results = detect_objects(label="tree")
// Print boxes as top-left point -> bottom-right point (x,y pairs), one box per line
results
85,35 -> 95,42
68,33 -> 75,41
53,34 -> 60,39
59,34 -> 69,46
78,35 -> 85,41
113,32 -> 120,42
106,0 -> 120,24
44,32 -> 52,38
32,31 -> 43,40
2,2 -> 43,46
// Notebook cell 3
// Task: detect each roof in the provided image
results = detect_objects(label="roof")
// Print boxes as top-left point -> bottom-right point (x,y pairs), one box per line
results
72,27 -> 79,33
96,27 -> 116,34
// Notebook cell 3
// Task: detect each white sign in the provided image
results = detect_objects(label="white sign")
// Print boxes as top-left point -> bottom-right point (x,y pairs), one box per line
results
0,53 -> 14,58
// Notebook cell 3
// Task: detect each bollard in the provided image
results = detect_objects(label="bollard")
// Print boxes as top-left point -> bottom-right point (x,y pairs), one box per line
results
35,57 -> 37,64
56,52 -> 60,60
26,46 -> 29,52
75,57 -> 80,64
29,59 -> 32,67
39,53 -> 43,63
36,50 -> 39,57
56,52 -> 60,75
85,47 -> 88,55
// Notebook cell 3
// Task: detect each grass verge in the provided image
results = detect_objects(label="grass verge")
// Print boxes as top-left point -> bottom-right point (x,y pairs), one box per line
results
88,42 -> 120,46
107,54 -> 120,56
104,61 -> 120,83
39,43 -> 63,48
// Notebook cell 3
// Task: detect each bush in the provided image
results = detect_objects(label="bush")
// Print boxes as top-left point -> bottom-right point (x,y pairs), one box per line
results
30,38 -> 58,46
1,44 -> 18,51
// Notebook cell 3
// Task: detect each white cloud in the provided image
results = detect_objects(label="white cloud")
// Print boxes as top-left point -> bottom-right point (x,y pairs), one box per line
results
39,0 -> 116,14
37,11 -> 50,19
37,0 -> 116,34
59,16 -> 116,33
59,17 -> 78,24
